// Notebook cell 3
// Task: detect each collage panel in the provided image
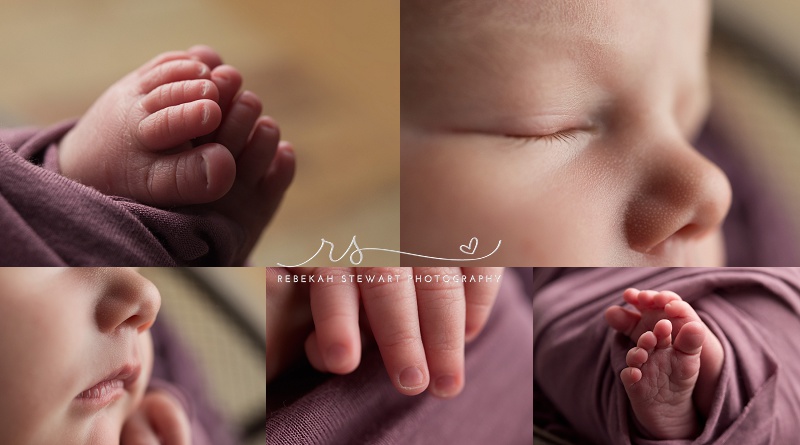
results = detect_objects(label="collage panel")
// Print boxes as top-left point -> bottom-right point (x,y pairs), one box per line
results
266,267 -> 533,444
400,0 -> 800,266
533,267 -> 800,444
0,267 -> 265,444
1,0 -> 399,267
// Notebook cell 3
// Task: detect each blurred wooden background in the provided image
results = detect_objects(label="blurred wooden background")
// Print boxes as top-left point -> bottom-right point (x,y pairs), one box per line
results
0,0 -> 400,266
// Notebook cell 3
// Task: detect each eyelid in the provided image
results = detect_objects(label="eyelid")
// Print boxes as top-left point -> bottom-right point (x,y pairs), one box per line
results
502,116 -> 596,139
503,128 -> 582,144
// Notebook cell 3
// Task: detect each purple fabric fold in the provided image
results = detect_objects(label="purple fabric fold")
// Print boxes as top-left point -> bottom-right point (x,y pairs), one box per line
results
267,270 -> 534,445
533,268 -> 800,444
0,123 -> 246,266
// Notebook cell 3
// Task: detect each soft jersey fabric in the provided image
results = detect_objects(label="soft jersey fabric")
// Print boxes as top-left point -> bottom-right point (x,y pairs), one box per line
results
533,268 -> 800,445
0,122 -> 247,266
266,270 -> 534,445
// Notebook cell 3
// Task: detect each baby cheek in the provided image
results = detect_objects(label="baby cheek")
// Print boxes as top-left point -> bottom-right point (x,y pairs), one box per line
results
133,330 -> 155,409
528,154 -> 629,262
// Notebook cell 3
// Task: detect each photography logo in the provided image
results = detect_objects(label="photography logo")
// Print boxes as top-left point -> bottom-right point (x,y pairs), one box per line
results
277,236 -> 501,266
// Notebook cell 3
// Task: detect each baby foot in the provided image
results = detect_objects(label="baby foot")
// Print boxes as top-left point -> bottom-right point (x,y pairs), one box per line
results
605,289 -> 724,428
605,289 -> 683,340
621,319 -> 705,439
201,85 -> 295,264
59,46 -> 236,207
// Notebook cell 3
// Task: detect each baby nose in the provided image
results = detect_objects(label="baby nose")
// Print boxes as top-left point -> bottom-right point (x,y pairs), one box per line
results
95,268 -> 161,333
623,136 -> 732,254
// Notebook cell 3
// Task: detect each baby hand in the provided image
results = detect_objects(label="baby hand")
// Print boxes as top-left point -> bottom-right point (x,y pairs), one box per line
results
120,390 -> 191,445
298,267 -> 503,398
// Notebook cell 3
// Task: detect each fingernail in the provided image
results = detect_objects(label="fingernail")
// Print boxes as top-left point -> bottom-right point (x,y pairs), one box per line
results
433,375 -> 458,397
326,344 -> 349,372
398,366 -> 425,389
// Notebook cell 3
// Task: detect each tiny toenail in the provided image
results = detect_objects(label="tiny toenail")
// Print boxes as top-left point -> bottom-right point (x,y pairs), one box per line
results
201,105 -> 210,125
326,344 -> 349,371
434,375 -> 458,396
201,81 -> 210,96
200,155 -> 210,187
399,366 -> 425,389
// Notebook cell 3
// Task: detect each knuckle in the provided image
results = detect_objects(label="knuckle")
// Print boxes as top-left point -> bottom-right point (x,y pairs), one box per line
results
425,333 -> 462,353
379,329 -> 421,351
313,307 -> 354,326
356,268 -> 410,293
310,268 -> 356,291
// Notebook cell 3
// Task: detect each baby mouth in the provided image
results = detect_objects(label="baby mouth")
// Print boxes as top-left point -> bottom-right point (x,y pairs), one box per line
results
75,364 -> 141,406
77,379 -> 125,399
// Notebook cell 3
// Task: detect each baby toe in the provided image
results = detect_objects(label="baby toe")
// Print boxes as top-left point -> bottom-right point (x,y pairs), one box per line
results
210,65 -> 243,114
215,90 -> 263,159
604,305 -> 641,337
672,321 -> 706,356
636,290 -> 659,308
141,143 -> 235,206
652,319 -> 673,349
135,50 -> 193,75
636,330 -> 658,352
620,367 -> 643,387
140,79 -> 219,114
653,290 -> 682,308
255,142 -> 296,217
664,299 -> 698,319
626,347 -> 648,368
236,117 -> 280,187
622,288 -> 641,305
265,142 -> 295,189
137,100 -> 222,150
138,59 -> 212,94
187,44 -> 223,69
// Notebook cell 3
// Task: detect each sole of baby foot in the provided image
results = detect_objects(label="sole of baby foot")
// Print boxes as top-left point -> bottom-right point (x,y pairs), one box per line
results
621,319 -> 704,440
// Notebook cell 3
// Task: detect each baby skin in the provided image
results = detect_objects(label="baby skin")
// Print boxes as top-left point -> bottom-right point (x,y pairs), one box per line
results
59,46 -> 294,258
604,289 -> 724,440
295,267 -> 503,399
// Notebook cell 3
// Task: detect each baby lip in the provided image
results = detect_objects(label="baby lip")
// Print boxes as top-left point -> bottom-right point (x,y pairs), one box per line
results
77,362 -> 141,399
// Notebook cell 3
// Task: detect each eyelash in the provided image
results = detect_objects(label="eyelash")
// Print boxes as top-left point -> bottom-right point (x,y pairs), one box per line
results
504,130 -> 579,144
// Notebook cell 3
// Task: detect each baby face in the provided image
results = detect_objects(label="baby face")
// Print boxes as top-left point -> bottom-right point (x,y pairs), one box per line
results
401,0 -> 731,266
0,268 -> 159,444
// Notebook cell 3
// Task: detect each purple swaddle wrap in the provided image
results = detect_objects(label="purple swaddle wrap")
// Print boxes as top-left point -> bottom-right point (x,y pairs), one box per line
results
266,269 -> 534,445
0,122 -> 247,266
534,268 -> 800,444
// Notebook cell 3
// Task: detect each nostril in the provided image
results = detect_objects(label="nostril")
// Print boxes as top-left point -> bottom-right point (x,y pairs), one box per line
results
624,134 -> 732,256
95,270 -> 162,333
675,222 -> 702,239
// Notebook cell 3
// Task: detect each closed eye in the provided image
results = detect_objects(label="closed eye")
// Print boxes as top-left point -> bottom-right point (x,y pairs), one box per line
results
503,130 -> 580,145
